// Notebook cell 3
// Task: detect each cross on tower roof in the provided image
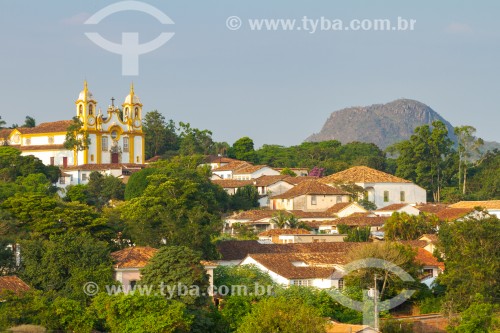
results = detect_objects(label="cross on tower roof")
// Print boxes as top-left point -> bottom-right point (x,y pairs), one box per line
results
111,97 -> 115,106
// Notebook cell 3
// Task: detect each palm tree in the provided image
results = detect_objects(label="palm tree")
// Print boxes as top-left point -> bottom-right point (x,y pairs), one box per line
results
271,211 -> 289,229
286,215 -> 300,229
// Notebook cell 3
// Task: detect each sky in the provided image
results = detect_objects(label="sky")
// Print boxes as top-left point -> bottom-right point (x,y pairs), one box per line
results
1,0 -> 499,147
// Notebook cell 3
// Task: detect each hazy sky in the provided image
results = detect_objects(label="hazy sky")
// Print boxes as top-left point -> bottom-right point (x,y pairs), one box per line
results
1,1 -> 499,147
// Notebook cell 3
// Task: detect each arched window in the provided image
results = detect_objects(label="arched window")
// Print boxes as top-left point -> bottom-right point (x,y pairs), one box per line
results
134,107 -> 139,118
79,105 -> 83,116
89,104 -> 93,115
125,107 -> 129,117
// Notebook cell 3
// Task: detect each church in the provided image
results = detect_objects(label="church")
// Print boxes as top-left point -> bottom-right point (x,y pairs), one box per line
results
4,81 -> 146,188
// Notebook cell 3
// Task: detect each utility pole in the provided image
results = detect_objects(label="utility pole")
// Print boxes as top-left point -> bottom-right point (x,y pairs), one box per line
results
374,274 -> 379,331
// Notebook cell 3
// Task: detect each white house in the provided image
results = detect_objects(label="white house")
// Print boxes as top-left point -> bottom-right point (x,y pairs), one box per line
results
374,203 -> 421,217
240,253 -> 345,289
111,246 -> 158,290
449,200 -> 500,218
232,165 -> 280,180
270,180 -> 351,212
211,179 -> 254,195
325,202 -> 368,218
59,163 -> 145,188
321,166 -> 427,209
211,161 -> 252,179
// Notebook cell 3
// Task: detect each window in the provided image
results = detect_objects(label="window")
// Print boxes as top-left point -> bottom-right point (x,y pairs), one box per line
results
336,195 -> 342,203
102,137 -> 108,151
79,105 -> 83,116
400,191 -> 406,202
59,176 -> 65,184
111,130 -> 117,140
50,157 -> 54,166
134,107 -> 139,118
90,154 -> 94,162
130,280 -> 137,289
338,278 -> 344,291
47,136 -> 54,144
123,138 -> 128,152
311,195 -> 317,205
125,107 -> 129,117
136,156 -> 140,163
25,138 -> 31,145
89,104 -> 93,115
291,279 -> 311,287
82,174 -> 87,181
383,191 -> 389,202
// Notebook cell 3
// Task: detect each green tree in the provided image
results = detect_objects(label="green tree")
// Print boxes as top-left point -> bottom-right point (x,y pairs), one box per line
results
454,126 -> 484,195
23,116 -> 36,128
86,172 -> 125,208
121,156 -> 228,255
345,242 -> 421,300
63,116 -> 90,151
237,297 -> 327,333
279,167 -> 296,176
270,210 -> 289,228
140,246 -> 209,307
447,294 -> 499,333
437,214 -> 500,313
344,226 -> 371,242
0,116 -> 5,129
178,122 -> 214,155
92,293 -> 193,333
19,232 -> 114,302
390,121 -> 454,202
229,185 -> 259,211
384,212 -> 439,240
124,167 -> 157,200
230,137 -> 256,162
143,111 -> 178,159
214,264 -> 275,296
465,149 -> 500,199
64,184 -> 89,203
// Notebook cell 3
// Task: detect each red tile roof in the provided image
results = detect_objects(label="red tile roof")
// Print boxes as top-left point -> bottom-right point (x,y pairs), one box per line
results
322,166 -> 412,184
0,276 -> 30,295
212,161 -> 251,172
434,208 -> 474,221
233,164 -> 273,175
271,181 -> 349,199
376,203 -> 414,212
203,155 -> 239,164
246,252 -> 339,279
415,203 -> 449,214
111,246 -> 158,268
217,240 -> 360,261
258,228 -> 311,237
63,163 -> 146,171
325,202 -> 356,214
253,175 -> 290,186
449,200 -> 500,210
415,248 -> 444,270
229,209 -> 334,221
15,120 -> 73,134
283,176 -> 320,185
334,215 -> 388,227
212,179 -> 254,188
17,144 -> 66,151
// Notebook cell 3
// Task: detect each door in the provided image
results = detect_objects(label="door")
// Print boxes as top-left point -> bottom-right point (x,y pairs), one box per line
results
111,153 -> 119,163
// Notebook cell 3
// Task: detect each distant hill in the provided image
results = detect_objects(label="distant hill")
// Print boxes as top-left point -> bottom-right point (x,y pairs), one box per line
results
307,99 -> 460,150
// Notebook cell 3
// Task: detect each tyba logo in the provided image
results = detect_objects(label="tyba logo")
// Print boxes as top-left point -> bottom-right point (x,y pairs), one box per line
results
84,1 -> 175,76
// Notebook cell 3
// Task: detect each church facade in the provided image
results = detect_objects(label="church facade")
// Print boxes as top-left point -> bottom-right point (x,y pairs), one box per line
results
4,81 -> 146,187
